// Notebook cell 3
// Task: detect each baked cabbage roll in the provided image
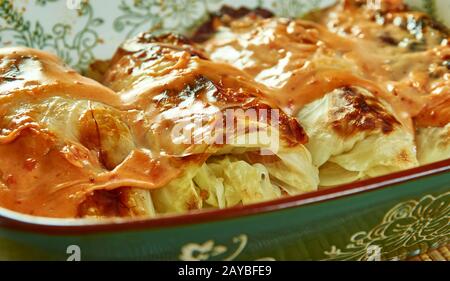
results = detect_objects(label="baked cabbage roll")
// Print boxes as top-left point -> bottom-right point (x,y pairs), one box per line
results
297,86 -> 417,186
197,9 -> 419,186
0,47 -> 163,218
102,33 -> 318,213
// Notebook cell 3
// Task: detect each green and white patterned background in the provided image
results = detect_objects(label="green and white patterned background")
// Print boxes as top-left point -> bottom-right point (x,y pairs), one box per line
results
1,0 -> 448,71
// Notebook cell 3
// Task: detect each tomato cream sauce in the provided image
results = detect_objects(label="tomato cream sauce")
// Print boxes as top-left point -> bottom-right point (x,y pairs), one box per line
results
0,47 -> 188,217
0,37 -> 306,217
199,1 -> 450,130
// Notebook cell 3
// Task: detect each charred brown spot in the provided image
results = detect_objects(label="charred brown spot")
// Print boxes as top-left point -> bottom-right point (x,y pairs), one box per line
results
78,188 -> 137,218
107,32 -> 209,74
153,76 -> 219,110
0,56 -> 38,85
379,33 -> 398,46
330,87 -> 399,137
191,6 -> 274,43
152,75 -> 308,147
136,33 -> 192,46
123,32 -> 208,59
219,6 -> 274,19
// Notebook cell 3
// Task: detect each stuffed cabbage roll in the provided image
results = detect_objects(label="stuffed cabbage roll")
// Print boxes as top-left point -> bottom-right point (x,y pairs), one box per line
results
102,33 -> 318,213
297,86 -> 416,186
0,47 -> 162,218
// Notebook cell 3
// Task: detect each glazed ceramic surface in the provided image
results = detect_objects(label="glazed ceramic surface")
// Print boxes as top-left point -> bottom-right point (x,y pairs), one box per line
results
0,0 -> 449,260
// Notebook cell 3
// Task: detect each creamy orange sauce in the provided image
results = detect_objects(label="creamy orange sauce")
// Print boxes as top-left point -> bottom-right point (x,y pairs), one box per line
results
0,47 -> 190,217
199,1 -> 449,130
0,47 -> 123,107
0,36 -> 306,217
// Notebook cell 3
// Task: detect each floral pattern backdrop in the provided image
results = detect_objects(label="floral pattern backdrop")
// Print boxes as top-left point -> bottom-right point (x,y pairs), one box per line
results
1,0 -> 447,71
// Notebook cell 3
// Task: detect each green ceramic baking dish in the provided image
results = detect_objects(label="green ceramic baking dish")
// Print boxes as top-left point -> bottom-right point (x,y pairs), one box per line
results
0,159 -> 448,260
